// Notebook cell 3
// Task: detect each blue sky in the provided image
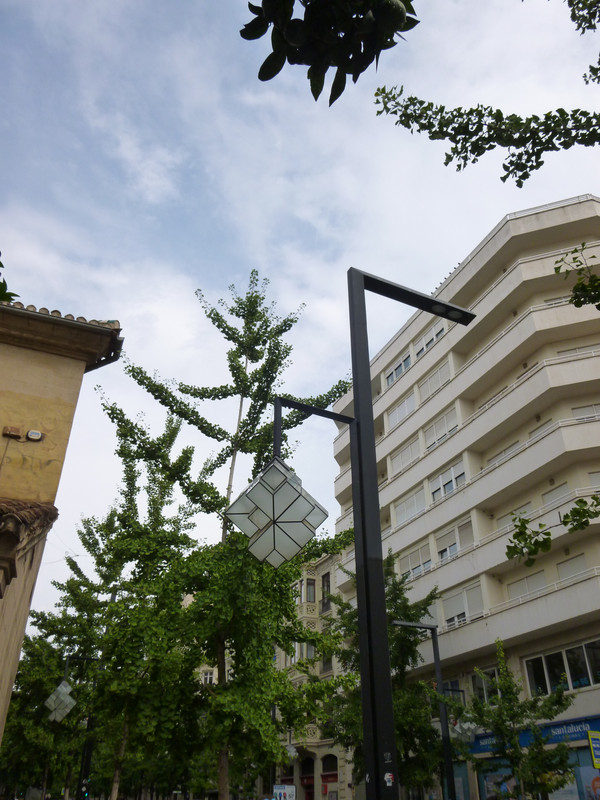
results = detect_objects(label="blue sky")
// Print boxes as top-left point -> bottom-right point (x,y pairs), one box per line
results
1,0 -> 598,612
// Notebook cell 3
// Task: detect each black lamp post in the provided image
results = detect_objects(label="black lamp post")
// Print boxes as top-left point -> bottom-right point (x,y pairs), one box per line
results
392,621 -> 456,800
226,268 -> 475,800
346,268 -> 474,800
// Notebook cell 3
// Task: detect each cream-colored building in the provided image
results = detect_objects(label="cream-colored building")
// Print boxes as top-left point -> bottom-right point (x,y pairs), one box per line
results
0,302 -> 122,744
280,195 -> 600,800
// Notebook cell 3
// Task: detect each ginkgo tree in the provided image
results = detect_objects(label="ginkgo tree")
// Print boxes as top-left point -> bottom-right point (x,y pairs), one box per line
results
100,270 -> 353,800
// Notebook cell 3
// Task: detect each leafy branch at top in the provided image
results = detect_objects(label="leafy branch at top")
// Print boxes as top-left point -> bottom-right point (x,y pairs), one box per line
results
506,495 -> 600,566
375,88 -> 600,187
374,0 -> 600,185
554,242 -> 600,310
0,252 -> 19,303
241,0 -> 419,105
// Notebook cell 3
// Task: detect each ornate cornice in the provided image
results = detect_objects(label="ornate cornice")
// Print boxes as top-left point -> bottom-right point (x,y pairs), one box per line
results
0,499 -> 58,598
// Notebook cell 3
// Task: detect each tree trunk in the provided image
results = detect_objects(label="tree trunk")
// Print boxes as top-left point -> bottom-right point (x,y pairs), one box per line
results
109,719 -> 129,800
221,358 -> 248,543
217,633 -> 229,800
41,762 -> 49,800
63,763 -> 73,800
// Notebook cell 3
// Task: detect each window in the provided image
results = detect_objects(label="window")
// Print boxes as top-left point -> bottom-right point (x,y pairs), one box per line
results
542,482 -> 569,507
399,542 -> 432,580
424,406 -> 458,449
472,668 -> 499,703
507,570 -> 546,600
321,572 -> 331,612
296,579 -> 304,603
487,441 -> 520,467
321,654 -> 333,673
395,486 -> 425,525
419,360 -> 451,401
526,637 -> 600,695
203,670 -> 214,685
385,352 -> 411,387
391,437 -> 420,474
430,460 -> 465,503
388,392 -> 416,429
573,403 -> 600,419
443,583 -> 483,628
436,520 -> 473,563
306,642 -> 315,659
557,553 -> 587,581
306,578 -> 316,603
529,419 -> 553,439
415,321 -> 445,358
496,502 -> 532,529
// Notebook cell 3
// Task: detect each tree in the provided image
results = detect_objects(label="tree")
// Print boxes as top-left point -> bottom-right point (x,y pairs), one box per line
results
26,418 -> 205,800
100,270 -> 352,800
322,552 -> 443,790
458,640 -> 574,800
241,0 -> 419,106
0,635 -> 87,800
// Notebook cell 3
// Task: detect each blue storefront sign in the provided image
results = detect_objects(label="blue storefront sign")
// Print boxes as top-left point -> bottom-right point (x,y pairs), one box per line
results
470,715 -> 600,754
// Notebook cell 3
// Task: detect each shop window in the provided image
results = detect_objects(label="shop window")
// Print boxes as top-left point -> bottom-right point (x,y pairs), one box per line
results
526,637 -> 600,695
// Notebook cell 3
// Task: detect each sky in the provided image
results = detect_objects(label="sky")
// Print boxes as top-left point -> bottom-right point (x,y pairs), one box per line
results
0,0 -> 598,615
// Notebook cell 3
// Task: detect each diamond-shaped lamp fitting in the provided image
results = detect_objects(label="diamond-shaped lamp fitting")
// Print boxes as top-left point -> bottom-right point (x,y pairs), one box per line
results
225,456 -> 328,568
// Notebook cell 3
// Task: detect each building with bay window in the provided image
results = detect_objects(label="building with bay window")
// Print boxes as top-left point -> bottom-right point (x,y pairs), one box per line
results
277,195 -> 600,800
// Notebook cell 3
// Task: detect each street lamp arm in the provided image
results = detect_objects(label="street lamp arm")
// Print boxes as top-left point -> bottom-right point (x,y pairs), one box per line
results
273,396 -> 355,459
350,268 -> 475,325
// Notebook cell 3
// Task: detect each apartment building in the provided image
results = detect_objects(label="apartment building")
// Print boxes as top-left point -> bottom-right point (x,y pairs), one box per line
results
278,195 -> 600,800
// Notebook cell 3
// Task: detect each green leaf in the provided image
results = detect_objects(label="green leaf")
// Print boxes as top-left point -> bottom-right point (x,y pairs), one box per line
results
329,66 -> 346,106
240,16 -> 269,40
258,49 -> 287,81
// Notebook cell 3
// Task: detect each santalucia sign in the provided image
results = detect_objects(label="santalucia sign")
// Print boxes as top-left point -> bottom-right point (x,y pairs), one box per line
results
470,715 -> 600,754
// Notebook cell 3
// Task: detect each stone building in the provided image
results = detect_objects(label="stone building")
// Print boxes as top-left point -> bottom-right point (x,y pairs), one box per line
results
0,302 -> 122,744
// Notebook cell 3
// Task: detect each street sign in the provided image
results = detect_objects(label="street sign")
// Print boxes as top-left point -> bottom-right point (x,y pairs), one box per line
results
588,731 -> 600,768
273,785 -> 296,800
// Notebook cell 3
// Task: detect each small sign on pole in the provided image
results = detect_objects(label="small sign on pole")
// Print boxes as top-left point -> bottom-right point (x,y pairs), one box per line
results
588,731 -> 600,768
273,785 -> 296,800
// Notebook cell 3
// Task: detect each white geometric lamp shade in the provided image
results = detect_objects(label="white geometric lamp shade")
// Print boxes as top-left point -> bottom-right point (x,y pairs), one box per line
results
225,456 -> 328,568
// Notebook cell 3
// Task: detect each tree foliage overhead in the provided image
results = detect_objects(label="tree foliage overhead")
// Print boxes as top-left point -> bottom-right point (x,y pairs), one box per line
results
375,0 -> 600,185
241,0 -> 419,105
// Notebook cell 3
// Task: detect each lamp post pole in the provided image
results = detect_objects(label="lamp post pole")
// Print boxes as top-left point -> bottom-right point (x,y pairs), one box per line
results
392,621 -> 456,800
346,268 -> 474,800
